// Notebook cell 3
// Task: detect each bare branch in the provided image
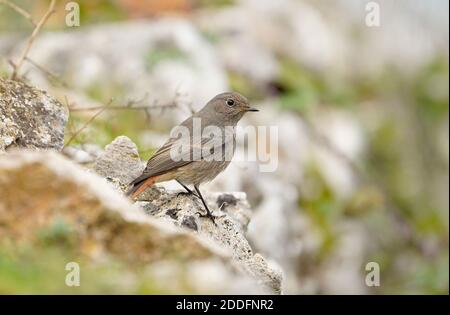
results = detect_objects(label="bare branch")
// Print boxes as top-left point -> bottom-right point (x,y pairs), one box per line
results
68,103 -> 178,112
125,92 -> 148,107
24,56 -> 69,87
10,0 -> 56,80
65,94 -> 181,147
64,95 -> 77,139
174,86 -> 196,114
0,0 -> 36,26
64,98 -> 114,148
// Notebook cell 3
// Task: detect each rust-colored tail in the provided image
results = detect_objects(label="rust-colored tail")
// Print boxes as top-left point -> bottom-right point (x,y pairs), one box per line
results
126,176 -> 157,200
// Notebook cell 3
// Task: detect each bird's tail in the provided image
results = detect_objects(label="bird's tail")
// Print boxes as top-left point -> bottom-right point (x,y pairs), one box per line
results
126,176 -> 157,200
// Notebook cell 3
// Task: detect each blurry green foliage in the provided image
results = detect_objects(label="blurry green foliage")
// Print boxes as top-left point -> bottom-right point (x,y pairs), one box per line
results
299,163 -> 340,259
413,56 -> 449,122
77,0 -> 126,25
277,59 -> 322,112
194,0 -> 235,8
228,71 -> 263,101
0,243 -> 164,294
0,216 -> 189,293
228,57 -> 379,114
276,53 -> 449,294
37,217 -> 76,248
0,0 -> 35,32
145,45 -> 188,71
65,108 -> 159,161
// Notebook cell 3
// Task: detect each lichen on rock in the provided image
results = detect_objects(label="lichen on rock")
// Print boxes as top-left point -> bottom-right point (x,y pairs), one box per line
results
0,78 -> 68,152
93,135 -> 145,189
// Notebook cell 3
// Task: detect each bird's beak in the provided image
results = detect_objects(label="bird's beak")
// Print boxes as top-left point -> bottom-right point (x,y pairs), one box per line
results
245,106 -> 259,112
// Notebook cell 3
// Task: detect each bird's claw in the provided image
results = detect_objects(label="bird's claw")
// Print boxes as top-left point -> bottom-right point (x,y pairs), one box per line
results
196,211 -> 219,226
176,191 -> 189,197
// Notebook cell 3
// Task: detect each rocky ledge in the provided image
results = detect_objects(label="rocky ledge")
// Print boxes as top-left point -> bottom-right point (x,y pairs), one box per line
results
93,136 -> 283,293
0,80 -> 283,293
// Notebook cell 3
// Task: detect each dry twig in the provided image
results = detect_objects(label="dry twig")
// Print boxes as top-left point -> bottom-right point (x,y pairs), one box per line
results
0,0 -> 35,26
24,56 -> 69,87
69,93 -> 180,125
9,0 -> 56,80
69,103 -> 177,112
64,98 -> 114,148
65,94 -> 182,147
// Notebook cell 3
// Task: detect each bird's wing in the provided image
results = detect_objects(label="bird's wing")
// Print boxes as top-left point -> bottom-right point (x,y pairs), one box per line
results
130,111 -> 236,187
129,131 -> 216,186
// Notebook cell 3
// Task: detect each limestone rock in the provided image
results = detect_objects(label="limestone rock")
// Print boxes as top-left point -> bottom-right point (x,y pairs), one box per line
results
0,150 -> 266,294
62,143 -> 103,166
137,190 -> 283,293
94,136 -> 283,293
93,135 -> 145,186
0,78 -> 68,152
0,150 -> 211,262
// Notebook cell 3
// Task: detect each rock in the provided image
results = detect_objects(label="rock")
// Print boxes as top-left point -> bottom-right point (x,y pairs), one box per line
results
137,190 -> 283,294
62,143 -> 103,165
93,136 -> 283,293
0,77 -> 68,152
0,150 -> 211,262
210,192 -> 252,231
181,215 -> 198,231
0,150 -> 266,294
93,135 -> 145,185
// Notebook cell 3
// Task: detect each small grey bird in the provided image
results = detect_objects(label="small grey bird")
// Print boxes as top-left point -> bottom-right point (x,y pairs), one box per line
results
127,92 -> 258,224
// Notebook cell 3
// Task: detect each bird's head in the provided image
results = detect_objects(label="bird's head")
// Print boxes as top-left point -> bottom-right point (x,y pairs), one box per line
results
202,92 -> 258,124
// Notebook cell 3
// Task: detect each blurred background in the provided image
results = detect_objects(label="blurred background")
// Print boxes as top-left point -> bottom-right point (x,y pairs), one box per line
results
0,0 -> 448,294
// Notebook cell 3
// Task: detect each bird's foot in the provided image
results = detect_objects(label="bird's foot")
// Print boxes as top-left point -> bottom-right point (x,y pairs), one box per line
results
190,192 -> 200,199
176,191 -> 190,197
196,210 -> 222,226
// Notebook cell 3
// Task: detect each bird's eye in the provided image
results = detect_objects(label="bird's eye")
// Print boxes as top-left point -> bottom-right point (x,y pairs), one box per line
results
226,99 -> 235,106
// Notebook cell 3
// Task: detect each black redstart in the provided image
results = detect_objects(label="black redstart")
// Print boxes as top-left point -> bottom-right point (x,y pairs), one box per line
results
127,92 -> 258,224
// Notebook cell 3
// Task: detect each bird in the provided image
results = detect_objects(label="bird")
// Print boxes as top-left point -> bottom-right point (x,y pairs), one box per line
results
126,92 -> 258,224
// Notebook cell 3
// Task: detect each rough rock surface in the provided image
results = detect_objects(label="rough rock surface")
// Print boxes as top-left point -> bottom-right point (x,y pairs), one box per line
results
93,136 -> 145,186
0,78 -> 68,152
93,136 -> 283,293
62,143 -> 103,166
0,150 -> 266,294
137,192 -> 282,293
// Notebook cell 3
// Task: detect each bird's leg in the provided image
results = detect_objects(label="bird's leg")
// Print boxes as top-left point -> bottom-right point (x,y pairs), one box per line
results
176,180 -> 199,198
194,185 -> 217,225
